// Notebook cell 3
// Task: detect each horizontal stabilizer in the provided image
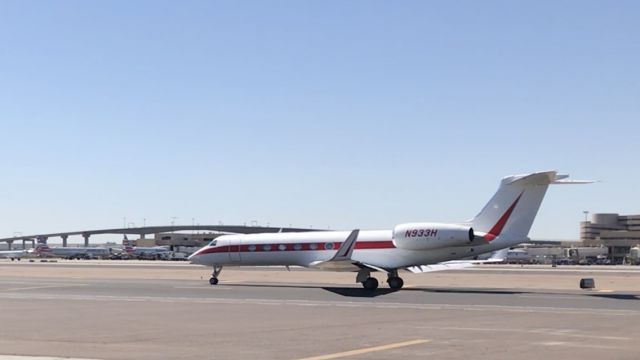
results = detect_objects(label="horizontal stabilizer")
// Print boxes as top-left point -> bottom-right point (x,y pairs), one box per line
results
552,179 -> 595,184
552,173 -> 594,184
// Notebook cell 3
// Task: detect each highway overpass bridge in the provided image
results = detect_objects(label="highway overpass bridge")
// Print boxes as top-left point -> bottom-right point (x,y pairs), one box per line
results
0,225 -> 319,249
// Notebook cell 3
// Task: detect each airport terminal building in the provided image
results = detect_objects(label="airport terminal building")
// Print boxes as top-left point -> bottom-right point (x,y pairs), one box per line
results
581,213 -> 640,262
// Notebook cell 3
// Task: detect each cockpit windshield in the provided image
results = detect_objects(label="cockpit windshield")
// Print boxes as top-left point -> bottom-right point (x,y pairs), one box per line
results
208,240 -> 217,247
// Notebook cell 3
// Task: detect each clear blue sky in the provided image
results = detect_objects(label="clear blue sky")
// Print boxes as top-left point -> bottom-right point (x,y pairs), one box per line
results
0,1 -> 638,241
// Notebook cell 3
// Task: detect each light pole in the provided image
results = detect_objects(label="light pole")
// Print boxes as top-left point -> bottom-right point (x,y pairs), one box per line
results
583,210 -> 589,222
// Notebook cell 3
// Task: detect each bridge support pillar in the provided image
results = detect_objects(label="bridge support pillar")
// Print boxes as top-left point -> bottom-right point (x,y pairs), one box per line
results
83,234 -> 90,247
61,235 -> 68,247
7,240 -> 13,250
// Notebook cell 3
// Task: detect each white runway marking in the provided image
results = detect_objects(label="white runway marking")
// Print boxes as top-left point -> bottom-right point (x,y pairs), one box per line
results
3,284 -> 86,292
536,341 -> 621,350
173,286 -> 232,290
517,294 -> 584,300
0,292 -> 637,317
417,326 -> 631,341
468,267 -> 640,274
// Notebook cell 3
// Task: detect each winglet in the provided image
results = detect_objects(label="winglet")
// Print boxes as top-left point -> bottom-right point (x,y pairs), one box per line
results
330,229 -> 359,261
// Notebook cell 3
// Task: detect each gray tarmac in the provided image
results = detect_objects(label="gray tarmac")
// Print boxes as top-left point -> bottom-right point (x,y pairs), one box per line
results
0,261 -> 639,360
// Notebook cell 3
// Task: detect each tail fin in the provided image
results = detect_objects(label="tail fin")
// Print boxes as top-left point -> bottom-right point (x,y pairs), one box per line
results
33,243 -> 51,254
122,234 -> 134,253
468,171 -> 591,242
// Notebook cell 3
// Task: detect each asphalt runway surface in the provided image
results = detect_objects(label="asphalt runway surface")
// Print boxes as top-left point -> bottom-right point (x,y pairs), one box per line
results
0,261 -> 639,360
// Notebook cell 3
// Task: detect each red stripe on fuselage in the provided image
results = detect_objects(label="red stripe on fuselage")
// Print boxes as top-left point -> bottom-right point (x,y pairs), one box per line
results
195,240 -> 395,256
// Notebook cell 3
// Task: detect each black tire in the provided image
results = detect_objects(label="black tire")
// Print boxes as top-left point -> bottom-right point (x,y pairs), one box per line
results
387,276 -> 404,290
209,277 -> 219,285
362,277 -> 379,290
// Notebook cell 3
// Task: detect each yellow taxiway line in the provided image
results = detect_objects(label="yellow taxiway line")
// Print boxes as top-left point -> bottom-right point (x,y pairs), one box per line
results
295,339 -> 431,360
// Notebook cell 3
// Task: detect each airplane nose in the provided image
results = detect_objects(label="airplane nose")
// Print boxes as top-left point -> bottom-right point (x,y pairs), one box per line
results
188,252 -> 200,264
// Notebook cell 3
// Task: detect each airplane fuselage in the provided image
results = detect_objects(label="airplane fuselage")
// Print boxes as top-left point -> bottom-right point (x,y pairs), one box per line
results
189,230 -> 513,270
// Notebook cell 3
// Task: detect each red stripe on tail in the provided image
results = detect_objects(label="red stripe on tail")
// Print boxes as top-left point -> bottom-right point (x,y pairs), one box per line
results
485,192 -> 523,241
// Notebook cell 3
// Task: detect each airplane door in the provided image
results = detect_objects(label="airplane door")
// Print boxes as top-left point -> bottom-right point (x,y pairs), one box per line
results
228,241 -> 241,262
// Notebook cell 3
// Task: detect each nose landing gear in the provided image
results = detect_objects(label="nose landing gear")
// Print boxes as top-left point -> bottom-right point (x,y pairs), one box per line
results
210,265 -> 223,285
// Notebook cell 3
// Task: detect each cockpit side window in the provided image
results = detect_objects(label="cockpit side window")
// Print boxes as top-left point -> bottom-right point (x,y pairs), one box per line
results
208,240 -> 217,247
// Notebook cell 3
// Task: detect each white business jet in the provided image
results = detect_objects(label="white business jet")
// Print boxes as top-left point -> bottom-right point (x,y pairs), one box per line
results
189,171 -> 591,290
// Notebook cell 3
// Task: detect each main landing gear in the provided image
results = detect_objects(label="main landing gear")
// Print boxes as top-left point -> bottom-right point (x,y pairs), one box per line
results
357,269 -> 404,290
387,276 -> 404,290
362,277 -> 378,290
386,269 -> 404,290
209,265 -> 223,285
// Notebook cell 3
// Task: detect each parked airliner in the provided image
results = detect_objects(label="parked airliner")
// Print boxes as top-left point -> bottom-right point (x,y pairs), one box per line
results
33,244 -> 112,259
0,249 -> 28,261
189,171 -> 591,290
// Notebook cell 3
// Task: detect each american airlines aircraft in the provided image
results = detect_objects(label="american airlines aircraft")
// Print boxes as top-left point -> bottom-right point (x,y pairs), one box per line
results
33,244 -> 112,259
189,171 -> 591,290
0,249 -> 28,261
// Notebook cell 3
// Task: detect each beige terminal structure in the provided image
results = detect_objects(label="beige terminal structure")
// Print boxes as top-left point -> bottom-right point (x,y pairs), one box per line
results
581,213 -> 640,262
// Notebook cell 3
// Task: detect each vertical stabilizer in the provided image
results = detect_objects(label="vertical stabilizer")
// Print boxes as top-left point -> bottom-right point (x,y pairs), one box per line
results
468,171 -> 560,242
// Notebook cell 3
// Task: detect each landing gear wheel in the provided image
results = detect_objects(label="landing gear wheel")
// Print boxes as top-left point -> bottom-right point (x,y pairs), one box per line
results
209,265 -> 223,285
362,277 -> 379,290
387,276 -> 404,290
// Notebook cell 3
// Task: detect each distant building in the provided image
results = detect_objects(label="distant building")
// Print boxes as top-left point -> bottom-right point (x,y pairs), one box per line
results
581,213 -> 640,262
154,232 -> 222,247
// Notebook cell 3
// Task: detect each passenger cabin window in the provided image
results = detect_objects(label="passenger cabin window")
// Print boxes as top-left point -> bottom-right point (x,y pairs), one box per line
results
262,244 -> 272,251
309,243 -> 318,250
278,244 -> 287,251
248,245 -> 257,252
293,244 -> 303,251
324,242 -> 334,250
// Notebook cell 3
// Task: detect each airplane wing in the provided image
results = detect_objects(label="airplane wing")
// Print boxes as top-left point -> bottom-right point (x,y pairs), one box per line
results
405,248 -> 507,274
309,230 -> 383,272
310,233 -> 508,274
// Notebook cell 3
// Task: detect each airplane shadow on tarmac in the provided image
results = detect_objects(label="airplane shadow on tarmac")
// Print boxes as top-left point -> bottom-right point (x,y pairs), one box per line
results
219,283 -> 399,298
222,283 -> 527,298
323,287 -> 527,298
588,293 -> 640,301
221,283 -> 640,300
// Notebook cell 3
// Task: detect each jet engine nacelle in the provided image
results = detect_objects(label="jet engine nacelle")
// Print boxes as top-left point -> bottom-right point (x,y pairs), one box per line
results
393,223 -> 474,250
